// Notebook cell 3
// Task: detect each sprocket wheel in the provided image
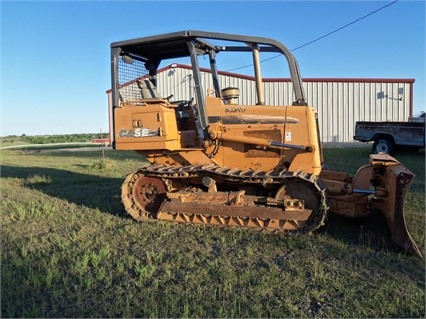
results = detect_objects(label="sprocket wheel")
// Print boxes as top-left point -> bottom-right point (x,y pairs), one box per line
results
122,172 -> 167,221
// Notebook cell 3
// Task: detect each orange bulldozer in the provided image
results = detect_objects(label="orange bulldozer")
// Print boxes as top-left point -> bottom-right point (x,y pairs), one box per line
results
109,30 -> 421,257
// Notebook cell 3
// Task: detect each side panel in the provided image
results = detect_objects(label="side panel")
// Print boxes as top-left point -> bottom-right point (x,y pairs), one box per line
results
205,96 -> 323,174
114,104 -> 181,150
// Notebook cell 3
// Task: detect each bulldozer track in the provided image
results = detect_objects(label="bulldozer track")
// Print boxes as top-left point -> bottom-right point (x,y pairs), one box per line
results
122,164 -> 329,235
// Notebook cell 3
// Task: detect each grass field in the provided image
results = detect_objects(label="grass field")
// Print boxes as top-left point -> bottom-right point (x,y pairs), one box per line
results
1,146 -> 424,318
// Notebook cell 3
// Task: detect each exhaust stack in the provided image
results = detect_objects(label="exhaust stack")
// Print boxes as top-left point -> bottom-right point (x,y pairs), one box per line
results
251,44 -> 264,105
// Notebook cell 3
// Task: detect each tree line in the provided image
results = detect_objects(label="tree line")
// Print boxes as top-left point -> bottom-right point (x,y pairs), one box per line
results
1,133 -> 109,144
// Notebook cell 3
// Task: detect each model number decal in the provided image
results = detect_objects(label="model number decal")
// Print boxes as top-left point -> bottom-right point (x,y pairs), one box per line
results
119,128 -> 159,138
225,107 -> 246,113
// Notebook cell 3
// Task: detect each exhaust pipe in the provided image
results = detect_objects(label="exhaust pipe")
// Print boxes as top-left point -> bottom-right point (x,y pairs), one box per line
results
251,44 -> 265,105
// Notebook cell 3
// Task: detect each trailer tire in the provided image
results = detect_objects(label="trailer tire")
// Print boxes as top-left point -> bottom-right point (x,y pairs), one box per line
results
373,138 -> 395,154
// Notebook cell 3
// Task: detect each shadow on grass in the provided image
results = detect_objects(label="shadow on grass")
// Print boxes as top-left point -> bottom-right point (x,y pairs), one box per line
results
322,213 -> 400,254
1,165 -> 126,219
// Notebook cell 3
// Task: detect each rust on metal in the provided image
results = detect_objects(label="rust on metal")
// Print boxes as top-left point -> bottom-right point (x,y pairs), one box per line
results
121,164 -> 328,235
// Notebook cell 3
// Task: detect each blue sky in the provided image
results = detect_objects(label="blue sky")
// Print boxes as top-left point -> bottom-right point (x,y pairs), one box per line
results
1,0 -> 425,136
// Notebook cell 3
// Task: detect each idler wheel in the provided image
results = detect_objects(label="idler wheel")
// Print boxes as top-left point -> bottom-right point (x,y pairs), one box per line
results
132,176 -> 167,215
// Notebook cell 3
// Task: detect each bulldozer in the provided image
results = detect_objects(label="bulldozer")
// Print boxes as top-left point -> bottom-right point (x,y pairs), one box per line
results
109,30 -> 421,257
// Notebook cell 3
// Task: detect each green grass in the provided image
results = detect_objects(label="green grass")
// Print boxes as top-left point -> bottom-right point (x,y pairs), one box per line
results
1,146 -> 424,318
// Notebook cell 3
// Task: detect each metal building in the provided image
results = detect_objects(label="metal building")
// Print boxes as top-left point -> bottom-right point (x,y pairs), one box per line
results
106,63 -> 414,143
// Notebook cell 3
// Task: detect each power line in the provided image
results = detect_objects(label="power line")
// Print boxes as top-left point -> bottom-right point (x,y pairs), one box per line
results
291,0 -> 399,52
226,0 -> 399,72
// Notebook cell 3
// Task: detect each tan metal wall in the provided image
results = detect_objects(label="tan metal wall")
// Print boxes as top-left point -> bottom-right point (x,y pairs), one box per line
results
302,80 -> 412,142
108,64 -> 413,143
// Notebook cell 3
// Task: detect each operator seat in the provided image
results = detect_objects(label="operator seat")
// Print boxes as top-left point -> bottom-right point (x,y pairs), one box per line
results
137,79 -> 162,99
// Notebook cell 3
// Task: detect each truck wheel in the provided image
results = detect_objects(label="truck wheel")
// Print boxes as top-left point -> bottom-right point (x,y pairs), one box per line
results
373,139 -> 395,154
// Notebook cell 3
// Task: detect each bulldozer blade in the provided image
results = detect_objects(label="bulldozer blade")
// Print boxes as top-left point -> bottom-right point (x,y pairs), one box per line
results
323,154 -> 422,257
382,172 -> 421,257
369,155 -> 422,257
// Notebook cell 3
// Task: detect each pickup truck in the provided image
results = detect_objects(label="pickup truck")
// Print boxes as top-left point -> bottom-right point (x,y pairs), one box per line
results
353,113 -> 425,154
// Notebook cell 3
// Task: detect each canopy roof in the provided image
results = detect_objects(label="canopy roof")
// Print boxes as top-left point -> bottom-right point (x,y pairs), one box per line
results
110,30 -> 287,62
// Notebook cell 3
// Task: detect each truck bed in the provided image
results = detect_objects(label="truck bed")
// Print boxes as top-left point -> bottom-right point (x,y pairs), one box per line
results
354,120 -> 425,153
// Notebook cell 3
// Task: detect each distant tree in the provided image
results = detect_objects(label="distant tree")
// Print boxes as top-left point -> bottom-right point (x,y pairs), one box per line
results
14,133 -> 109,144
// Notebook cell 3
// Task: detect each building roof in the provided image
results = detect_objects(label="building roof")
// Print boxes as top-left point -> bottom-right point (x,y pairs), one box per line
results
105,63 -> 415,93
